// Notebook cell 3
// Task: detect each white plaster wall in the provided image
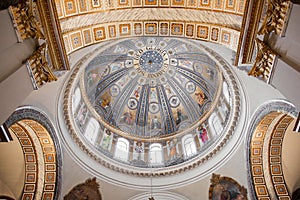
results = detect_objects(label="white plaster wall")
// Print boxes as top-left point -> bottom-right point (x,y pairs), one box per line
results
0,133 -> 25,199
21,40 -> 289,200
0,9 -> 36,82
268,4 -> 300,72
0,65 -> 34,124
271,58 -> 300,109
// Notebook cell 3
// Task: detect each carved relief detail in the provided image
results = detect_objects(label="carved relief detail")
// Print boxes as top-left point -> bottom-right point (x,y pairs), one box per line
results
258,0 -> 291,35
248,38 -> 277,83
27,43 -> 57,88
9,0 -> 45,41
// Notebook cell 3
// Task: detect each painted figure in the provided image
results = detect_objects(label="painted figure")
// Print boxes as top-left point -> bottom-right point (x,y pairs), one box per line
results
197,125 -> 209,144
101,129 -> 112,150
195,91 -> 207,106
120,112 -> 134,125
151,116 -> 161,129
76,105 -> 88,127
134,141 -> 143,160
175,108 -> 187,125
168,139 -> 178,160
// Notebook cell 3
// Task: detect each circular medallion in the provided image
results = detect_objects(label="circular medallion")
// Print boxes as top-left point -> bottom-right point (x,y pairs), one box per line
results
169,95 -> 180,108
185,82 -> 196,93
139,51 -> 164,73
133,47 -> 169,78
149,102 -> 159,114
109,84 -> 120,96
128,98 -> 138,110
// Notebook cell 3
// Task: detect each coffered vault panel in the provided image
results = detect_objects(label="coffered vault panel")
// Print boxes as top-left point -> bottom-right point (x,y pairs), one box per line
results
60,8 -> 243,33
55,0 -> 246,20
63,21 -> 240,54
56,0 -> 245,54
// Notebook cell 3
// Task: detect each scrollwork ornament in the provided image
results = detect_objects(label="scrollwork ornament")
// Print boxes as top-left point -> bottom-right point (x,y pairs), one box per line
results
248,39 -> 277,83
9,0 -> 45,41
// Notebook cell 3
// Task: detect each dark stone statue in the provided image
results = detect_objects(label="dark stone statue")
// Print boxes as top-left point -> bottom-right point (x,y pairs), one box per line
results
64,177 -> 102,200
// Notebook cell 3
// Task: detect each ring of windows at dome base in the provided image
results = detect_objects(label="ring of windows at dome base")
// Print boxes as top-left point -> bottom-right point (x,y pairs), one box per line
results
71,80 -> 230,167
66,37 -> 238,169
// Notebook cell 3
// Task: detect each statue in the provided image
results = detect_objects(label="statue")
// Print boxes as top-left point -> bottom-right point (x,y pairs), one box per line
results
64,177 -> 102,200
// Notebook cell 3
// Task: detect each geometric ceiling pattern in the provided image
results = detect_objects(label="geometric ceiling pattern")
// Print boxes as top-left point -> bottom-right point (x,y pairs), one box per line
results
249,112 -> 294,199
55,0 -> 246,54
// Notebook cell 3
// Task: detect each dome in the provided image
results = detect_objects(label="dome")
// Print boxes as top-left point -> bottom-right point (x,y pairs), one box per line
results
63,36 -> 242,176
85,37 -> 220,137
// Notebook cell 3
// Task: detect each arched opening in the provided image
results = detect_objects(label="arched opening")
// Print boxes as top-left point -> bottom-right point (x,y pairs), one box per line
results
149,143 -> 163,165
182,134 -> 197,159
114,137 -> 130,162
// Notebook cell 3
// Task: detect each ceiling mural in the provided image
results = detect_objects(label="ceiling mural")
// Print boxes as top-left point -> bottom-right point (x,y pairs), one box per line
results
84,37 -> 219,136
61,36 -> 245,177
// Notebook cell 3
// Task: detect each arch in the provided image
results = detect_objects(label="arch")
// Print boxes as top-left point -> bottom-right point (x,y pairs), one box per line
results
72,87 -> 81,114
208,112 -> 223,136
181,134 -> 197,159
149,143 -> 163,165
4,106 -> 62,200
114,137 -> 130,162
246,100 -> 298,200
222,81 -> 230,104
84,117 -> 100,144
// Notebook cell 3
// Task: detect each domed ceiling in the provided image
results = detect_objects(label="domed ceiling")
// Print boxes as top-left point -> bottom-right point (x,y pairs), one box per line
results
85,37 -> 219,137
62,36 -> 242,178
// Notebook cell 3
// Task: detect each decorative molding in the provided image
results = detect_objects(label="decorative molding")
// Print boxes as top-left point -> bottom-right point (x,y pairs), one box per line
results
248,38 -> 278,83
61,37 -> 243,177
9,1 -> 45,41
57,0 -> 246,19
63,22 -> 240,54
26,43 -> 58,87
246,99 -> 298,200
236,0 -> 265,65
257,0 -> 292,36
8,0 -> 70,87
5,106 -> 63,200
37,0 -> 70,71
9,120 -> 58,200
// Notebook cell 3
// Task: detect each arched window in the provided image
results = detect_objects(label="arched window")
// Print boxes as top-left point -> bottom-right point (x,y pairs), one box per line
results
114,138 -> 129,162
208,112 -> 223,136
182,134 -> 197,159
84,117 -> 99,144
222,81 -> 230,104
72,87 -> 81,114
149,143 -> 163,165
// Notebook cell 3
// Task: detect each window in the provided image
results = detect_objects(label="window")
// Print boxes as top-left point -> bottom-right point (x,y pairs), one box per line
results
149,143 -> 163,165
114,138 -> 129,162
222,81 -> 230,104
209,112 -> 223,136
72,87 -> 81,113
182,134 -> 197,158
84,118 -> 99,144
